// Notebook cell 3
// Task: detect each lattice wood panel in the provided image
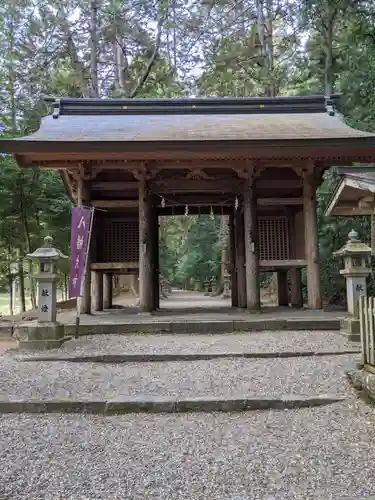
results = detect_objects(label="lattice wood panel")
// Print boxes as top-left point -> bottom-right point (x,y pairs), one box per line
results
259,216 -> 290,260
102,220 -> 139,262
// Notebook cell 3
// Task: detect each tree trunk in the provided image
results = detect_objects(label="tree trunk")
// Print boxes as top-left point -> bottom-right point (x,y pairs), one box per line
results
130,3 -> 169,98
90,0 -> 99,97
17,250 -> 26,313
61,17 -> 91,97
18,173 -> 36,308
9,268 -> 14,316
325,13 -> 334,95
265,0 -> 274,97
113,39 -> 129,91
256,0 -> 266,57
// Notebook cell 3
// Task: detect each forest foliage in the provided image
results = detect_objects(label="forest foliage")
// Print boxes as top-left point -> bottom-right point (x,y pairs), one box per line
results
0,0 -> 375,309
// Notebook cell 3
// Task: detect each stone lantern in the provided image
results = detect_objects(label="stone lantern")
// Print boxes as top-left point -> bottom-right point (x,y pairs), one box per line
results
18,236 -> 68,350
334,230 -> 372,340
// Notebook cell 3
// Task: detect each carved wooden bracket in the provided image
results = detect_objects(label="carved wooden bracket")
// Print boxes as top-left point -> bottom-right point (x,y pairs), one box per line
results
130,162 -> 161,181
185,169 -> 213,180
232,160 -> 262,180
301,159 -> 315,178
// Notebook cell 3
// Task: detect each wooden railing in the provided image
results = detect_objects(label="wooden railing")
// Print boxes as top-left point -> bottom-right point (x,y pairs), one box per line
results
359,295 -> 375,366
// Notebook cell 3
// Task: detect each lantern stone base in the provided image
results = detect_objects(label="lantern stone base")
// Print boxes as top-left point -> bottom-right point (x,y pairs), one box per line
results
339,317 -> 361,342
17,322 -> 71,351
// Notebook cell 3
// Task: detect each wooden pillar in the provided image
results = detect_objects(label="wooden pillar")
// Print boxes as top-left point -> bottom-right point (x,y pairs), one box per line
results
290,268 -> 303,308
371,209 -> 375,256
151,206 -> 160,310
103,273 -> 113,309
92,271 -> 103,311
277,270 -> 289,306
244,176 -> 260,311
235,210 -> 247,308
80,180 -> 92,314
139,177 -> 153,313
303,169 -> 322,309
230,213 -> 238,307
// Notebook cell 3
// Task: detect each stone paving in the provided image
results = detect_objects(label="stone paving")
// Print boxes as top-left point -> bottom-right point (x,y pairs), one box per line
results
0,329 -> 358,402
17,330 -> 358,358
0,315 -> 371,499
0,353 -> 355,401
1,400 -> 375,499
55,289 -> 346,325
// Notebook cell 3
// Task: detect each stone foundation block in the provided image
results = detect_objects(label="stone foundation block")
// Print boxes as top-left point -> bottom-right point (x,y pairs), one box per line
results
340,317 -> 360,342
17,322 -> 70,350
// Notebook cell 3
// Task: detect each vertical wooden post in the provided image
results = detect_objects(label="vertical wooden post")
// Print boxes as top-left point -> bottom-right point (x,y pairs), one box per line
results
290,268 -> 303,308
230,213 -> 238,307
287,207 -> 303,308
277,271 -> 289,306
371,207 -> 375,256
139,177 -> 153,313
244,175 -> 260,311
150,204 -> 160,310
235,210 -> 247,308
155,214 -> 160,309
80,178 -> 92,314
359,295 -> 368,365
92,271 -> 103,311
303,168 -> 322,310
369,297 -> 375,366
103,273 -> 113,309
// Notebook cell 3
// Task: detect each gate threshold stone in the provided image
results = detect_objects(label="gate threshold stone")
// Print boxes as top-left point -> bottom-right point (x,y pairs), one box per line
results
0,395 -> 345,414
21,349 -> 360,363
62,317 -> 342,337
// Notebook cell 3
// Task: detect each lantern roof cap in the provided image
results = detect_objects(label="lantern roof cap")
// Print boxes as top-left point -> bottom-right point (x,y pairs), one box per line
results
333,230 -> 372,257
27,236 -> 67,261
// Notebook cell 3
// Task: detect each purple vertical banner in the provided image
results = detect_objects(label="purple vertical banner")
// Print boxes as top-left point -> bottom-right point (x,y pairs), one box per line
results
69,207 -> 94,299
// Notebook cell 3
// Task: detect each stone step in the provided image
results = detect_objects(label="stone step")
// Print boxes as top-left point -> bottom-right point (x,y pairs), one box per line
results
0,354 -> 355,404
61,317 -> 342,336
22,349 -> 360,363
0,394 -> 346,415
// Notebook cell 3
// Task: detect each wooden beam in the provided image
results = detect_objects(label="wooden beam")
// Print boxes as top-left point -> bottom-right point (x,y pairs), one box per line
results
91,200 -> 138,208
90,178 -> 302,194
92,182 -> 139,191
257,179 -> 302,189
152,179 -> 242,193
257,197 -> 303,206
90,197 -> 303,209
158,206 -> 234,216
260,259 -> 307,269
91,262 -> 139,270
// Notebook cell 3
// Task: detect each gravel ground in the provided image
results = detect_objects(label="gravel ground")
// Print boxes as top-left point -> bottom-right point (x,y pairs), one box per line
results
11,331 -> 358,359
1,399 -> 375,500
0,355 -> 354,400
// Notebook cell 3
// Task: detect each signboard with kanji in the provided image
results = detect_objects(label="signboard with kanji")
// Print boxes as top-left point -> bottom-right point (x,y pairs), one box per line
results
68,207 -> 94,299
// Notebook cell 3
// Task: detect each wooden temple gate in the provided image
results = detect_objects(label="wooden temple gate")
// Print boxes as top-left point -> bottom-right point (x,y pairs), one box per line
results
2,95 -> 375,314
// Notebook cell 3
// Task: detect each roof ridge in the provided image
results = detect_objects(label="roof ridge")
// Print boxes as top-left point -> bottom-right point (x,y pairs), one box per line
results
47,95 -> 340,119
